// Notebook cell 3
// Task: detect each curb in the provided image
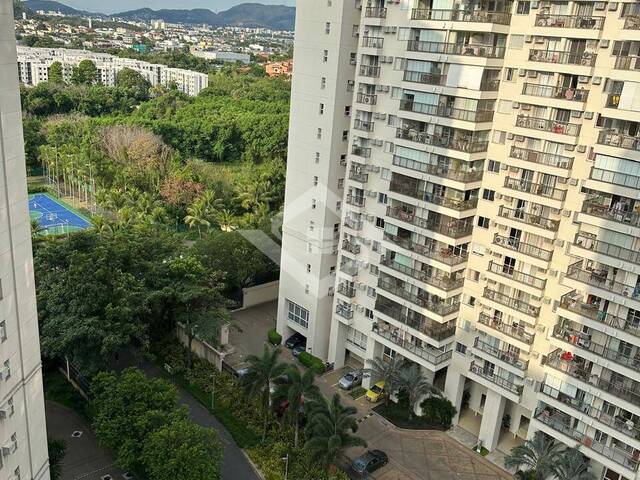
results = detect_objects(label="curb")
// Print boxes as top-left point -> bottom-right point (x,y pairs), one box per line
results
241,449 -> 266,480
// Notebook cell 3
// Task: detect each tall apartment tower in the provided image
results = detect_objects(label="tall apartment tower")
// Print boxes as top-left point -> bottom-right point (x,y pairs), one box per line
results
279,1 -> 640,479
0,1 -> 50,479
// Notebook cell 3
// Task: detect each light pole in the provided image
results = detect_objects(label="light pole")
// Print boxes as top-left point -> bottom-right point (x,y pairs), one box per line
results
282,454 -> 289,480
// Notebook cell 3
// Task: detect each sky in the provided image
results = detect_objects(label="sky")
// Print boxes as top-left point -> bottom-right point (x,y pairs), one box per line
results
59,0 -> 295,14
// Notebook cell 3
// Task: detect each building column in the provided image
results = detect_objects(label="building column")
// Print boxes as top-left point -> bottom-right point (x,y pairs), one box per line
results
328,318 -> 347,368
445,371 -> 466,425
478,390 -> 506,452
363,337 -> 383,389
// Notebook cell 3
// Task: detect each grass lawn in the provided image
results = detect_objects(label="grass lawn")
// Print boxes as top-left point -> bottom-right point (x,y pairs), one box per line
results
373,401 -> 446,430
348,387 -> 366,400
43,369 -> 91,419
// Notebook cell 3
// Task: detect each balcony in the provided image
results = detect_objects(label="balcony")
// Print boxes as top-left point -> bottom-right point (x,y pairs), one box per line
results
345,194 -> 365,207
364,6 -> 387,18
356,92 -> 377,106
559,291 -> 640,340
497,206 -> 560,231
407,41 -> 506,59
403,70 -> 447,86
565,261 -> 640,301
503,177 -> 567,201
534,407 -> 640,472
591,167 -> 640,190
493,234 -> 553,262
515,115 -> 581,137
389,181 -> 478,211
343,217 -> 363,231
545,350 -> 640,409
597,130 -> 640,152
474,338 -> 528,370
385,207 -> 473,240
382,232 -> 468,266
410,8 -> 511,25
483,288 -> 540,318
337,283 -> 356,298
340,261 -> 359,276
353,119 -> 374,132
342,239 -> 361,255
396,127 -> 489,153
351,145 -> 371,158
469,362 -> 523,395
348,169 -> 369,183
614,56 -> 640,71
534,14 -> 604,30
362,36 -> 384,49
380,256 -> 464,291
528,49 -> 597,67
624,16 -> 640,30
575,232 -> 640,266
375,300 -> 456,341
392,155 -> 483,183
377,277 -> 460,316
488,260 -> 547,290
359,65 -> 380,78
509,146 -> 574,170
478,313 -> 535,344
521,83 -> 588,102
373,324 -> 453,366
552,322 -> 640,371
399,98 -> 494,123
336,304 -> 353,320
581,199 -> 640,228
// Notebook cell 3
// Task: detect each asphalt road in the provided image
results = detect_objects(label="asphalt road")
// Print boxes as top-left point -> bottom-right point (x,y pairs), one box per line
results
117,353 -> 261,480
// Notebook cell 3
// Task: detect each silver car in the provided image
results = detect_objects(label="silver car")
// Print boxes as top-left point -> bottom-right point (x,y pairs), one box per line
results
338,370 -> 362,390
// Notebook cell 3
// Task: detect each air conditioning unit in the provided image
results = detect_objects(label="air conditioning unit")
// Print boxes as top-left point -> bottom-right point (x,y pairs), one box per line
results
584,112 -> 594,120
506,133 -> 514,140
356,304 -> 365,312
576,145 -> 586,153
525,377 -> 535,386
0,367 -> 10,382
2,442 -> 17,456
373,139 -> 384,146
578,76 -> 589,83
521,104 -> 531,111
527,71 -> 538,78
609,2 -> 618,11
594,2 -> 605,11
365,214 -> 375,221
592,77 -> 602,85
600,39 -> 610,49
518,69 -> 527,77
549,269 -> 558,276
536,325 -> 546,332
554,239 -> 564,247
562,210 -> 572,217
568,178 -> 578,186
524,36 -> 533,43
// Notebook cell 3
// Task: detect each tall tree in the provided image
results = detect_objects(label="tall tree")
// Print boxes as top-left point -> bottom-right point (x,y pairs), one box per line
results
304,393 -> 366,467
394,364 -> 441,420
505,431 -> 564,480
274,366 -> 320,448
71,59 -> 98,85
364,355 -> 405,407
553,448 -> 595,480
48,61 -> 64,84
116,67 -> 151,100
240,344 -> 287,441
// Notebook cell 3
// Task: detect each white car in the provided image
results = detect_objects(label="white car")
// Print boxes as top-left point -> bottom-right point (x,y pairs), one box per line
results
338,370 -> 363,390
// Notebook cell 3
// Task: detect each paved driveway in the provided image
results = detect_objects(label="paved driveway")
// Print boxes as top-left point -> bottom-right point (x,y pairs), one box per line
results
344,415 -> 511,480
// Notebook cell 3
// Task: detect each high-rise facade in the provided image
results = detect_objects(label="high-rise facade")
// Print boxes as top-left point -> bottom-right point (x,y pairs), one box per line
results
278,1 -> 640,479
0,1 -> 51,479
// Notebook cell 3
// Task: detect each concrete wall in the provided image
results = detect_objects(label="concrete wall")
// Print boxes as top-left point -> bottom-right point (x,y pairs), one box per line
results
241,281 -> 279,309
175,323 -> 225,371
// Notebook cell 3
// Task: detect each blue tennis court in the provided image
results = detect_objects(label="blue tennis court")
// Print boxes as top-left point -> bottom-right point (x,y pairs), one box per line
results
29,193 -> 91,235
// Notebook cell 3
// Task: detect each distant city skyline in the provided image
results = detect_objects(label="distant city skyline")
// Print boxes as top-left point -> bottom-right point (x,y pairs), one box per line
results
55,0 -> 295,14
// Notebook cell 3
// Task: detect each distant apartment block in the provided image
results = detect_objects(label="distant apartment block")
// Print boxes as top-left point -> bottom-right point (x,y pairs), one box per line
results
16,46 -> 209,96
192,50 -> 251,64
278,1 -> 640,479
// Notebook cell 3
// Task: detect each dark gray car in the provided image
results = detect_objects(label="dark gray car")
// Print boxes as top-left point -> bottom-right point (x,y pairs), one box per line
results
352,450 -> 388,475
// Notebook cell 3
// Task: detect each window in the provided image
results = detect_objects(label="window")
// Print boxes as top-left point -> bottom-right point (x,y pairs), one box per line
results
323,50 -> 329,62
313,176 -> 319,186
319,103 -> 325,115
488,160 -> 501,172
311,199 -> 317,209
330,265 -> 336,275
378,193 -> 387,204
336,201 -> 342,210
346,327 -> 367,350
325,22 -> 331,34
477,216 -> 490,228
342,130 -> 348,141
468,296 -> 476,307
456,343 -> 467,354
505,68 -> 515,81
375,217 -> 385,228
305,284 -> 310,294
372,240 -> 380,252
349,52 -> 357,65
365,308 -> 374,320
509,35 -> 525,49
370,264 -> 379,276
345,106 -> 351,116
315,152 -> 320,163
337,178 -> 344,188
309,220 -> 315,232
0,321 -> 5,342
492,130 -> 506,144
2,360 -> 10,381
317,128 -> 322,139
367,287 -> 376,298
516,1 -> 530,14
340,153 -> 347,164
286,299 -> 309,328
469,270 -> 481,282
381,168 -> 391,180
307,264 -> 312,273
483,189 -> 495,201
321,77 -> 326,89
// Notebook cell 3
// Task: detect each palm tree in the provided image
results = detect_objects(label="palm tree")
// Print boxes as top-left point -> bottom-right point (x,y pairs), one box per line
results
553,448 -> 595,480
394,364 -> 441,420
31,219 -> 45,240
505,431 -> 564,480
184,201 -> 211,238
91,215 -> 113,234
304,393 -> 367,467
240,344 -> 288,441
364,355 -> 405,407
274,366 -> 320,448
213,208 -> 236,232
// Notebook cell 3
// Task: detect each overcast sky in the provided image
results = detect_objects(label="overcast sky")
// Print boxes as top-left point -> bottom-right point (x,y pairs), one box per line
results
60,0 -> 295,14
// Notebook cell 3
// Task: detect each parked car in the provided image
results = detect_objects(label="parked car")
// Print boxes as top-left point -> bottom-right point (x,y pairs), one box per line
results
365,381 -> 385,403
338,370 -> 362,390
285,332 -> 306,348
352,450 -> 389,475
292,342 -> 307,357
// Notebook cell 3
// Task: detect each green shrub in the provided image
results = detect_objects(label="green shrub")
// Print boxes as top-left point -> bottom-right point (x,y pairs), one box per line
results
28,183 -> 49,194
420,396 -> 457,429
48,438 -> 66,480
298,351 -> 325,374
267,328 -> 282,346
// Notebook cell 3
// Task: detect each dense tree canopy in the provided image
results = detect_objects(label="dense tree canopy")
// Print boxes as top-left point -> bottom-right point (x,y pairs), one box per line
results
71,59 -> 98,85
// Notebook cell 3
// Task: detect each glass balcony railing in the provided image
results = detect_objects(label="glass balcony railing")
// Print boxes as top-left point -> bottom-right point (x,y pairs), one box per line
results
337,283 -> 356,298
497,206 -> 560,231
356,92 -> 377,105
341,239 -> 361,255
382,232 -> 469,265
473,338 -> 529,370
534,14 -> 604,30
359,65 -> 380,77
396,127 -> 489,153
483,288 -> 541,318
340,262 -> 359,276
364,6 -> 387,18
488,260 -> 547,290
590,167 -> 640,190
407,40 -> 506,59
353,119 -> 374,132
528,49 -> 597,66
351,145 -> 371,158
385,207 -> 474,240
374,300 -> 456,341
492,234 -> 554,262
509,146 -> 574,169
469,362 -> 523,395
377,277 -> 460,316
348,169 -> 369,183
565,261 -> 640,301
614,56 -> 640,71
392,155 -> 483,183
361,36 -> 384,49
410,8 -> 511,25
478,313 -> 535,344
373,325 -> 453,365
515,115 -> 581,136
402,70 -> 447,86
343,217 -> 363,230
624,15 -> 640,30
575,233 -> 640,265
581,199 -> 640,228
380,256 -> 464,291
521,83 -> 588,102
389,181 -> 478,211
336,304 -> 353,319
597,130 -> 640,151
399,98 -> 494,122
345,194 -> 365,207
503,177 -> 567,201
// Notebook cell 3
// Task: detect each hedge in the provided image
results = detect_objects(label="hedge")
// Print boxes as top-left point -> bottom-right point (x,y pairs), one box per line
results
267,328 -> 282,346
298,351 -> 325,374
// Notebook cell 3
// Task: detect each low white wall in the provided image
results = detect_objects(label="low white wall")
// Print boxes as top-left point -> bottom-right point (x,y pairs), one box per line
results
241,280 -> 279,309
176,323 -> 225,371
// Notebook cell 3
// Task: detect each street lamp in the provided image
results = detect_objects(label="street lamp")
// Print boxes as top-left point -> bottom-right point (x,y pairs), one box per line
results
282,454 -> 289,480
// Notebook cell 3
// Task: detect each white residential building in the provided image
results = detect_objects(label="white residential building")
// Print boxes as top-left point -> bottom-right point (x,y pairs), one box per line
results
0,1 -> 50,479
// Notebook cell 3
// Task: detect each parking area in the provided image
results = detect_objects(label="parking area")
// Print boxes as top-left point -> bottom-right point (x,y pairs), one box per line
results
225,300 -> 278,368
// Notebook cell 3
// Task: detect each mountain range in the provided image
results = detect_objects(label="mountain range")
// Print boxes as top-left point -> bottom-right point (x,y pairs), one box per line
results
22,1 -> 296,30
